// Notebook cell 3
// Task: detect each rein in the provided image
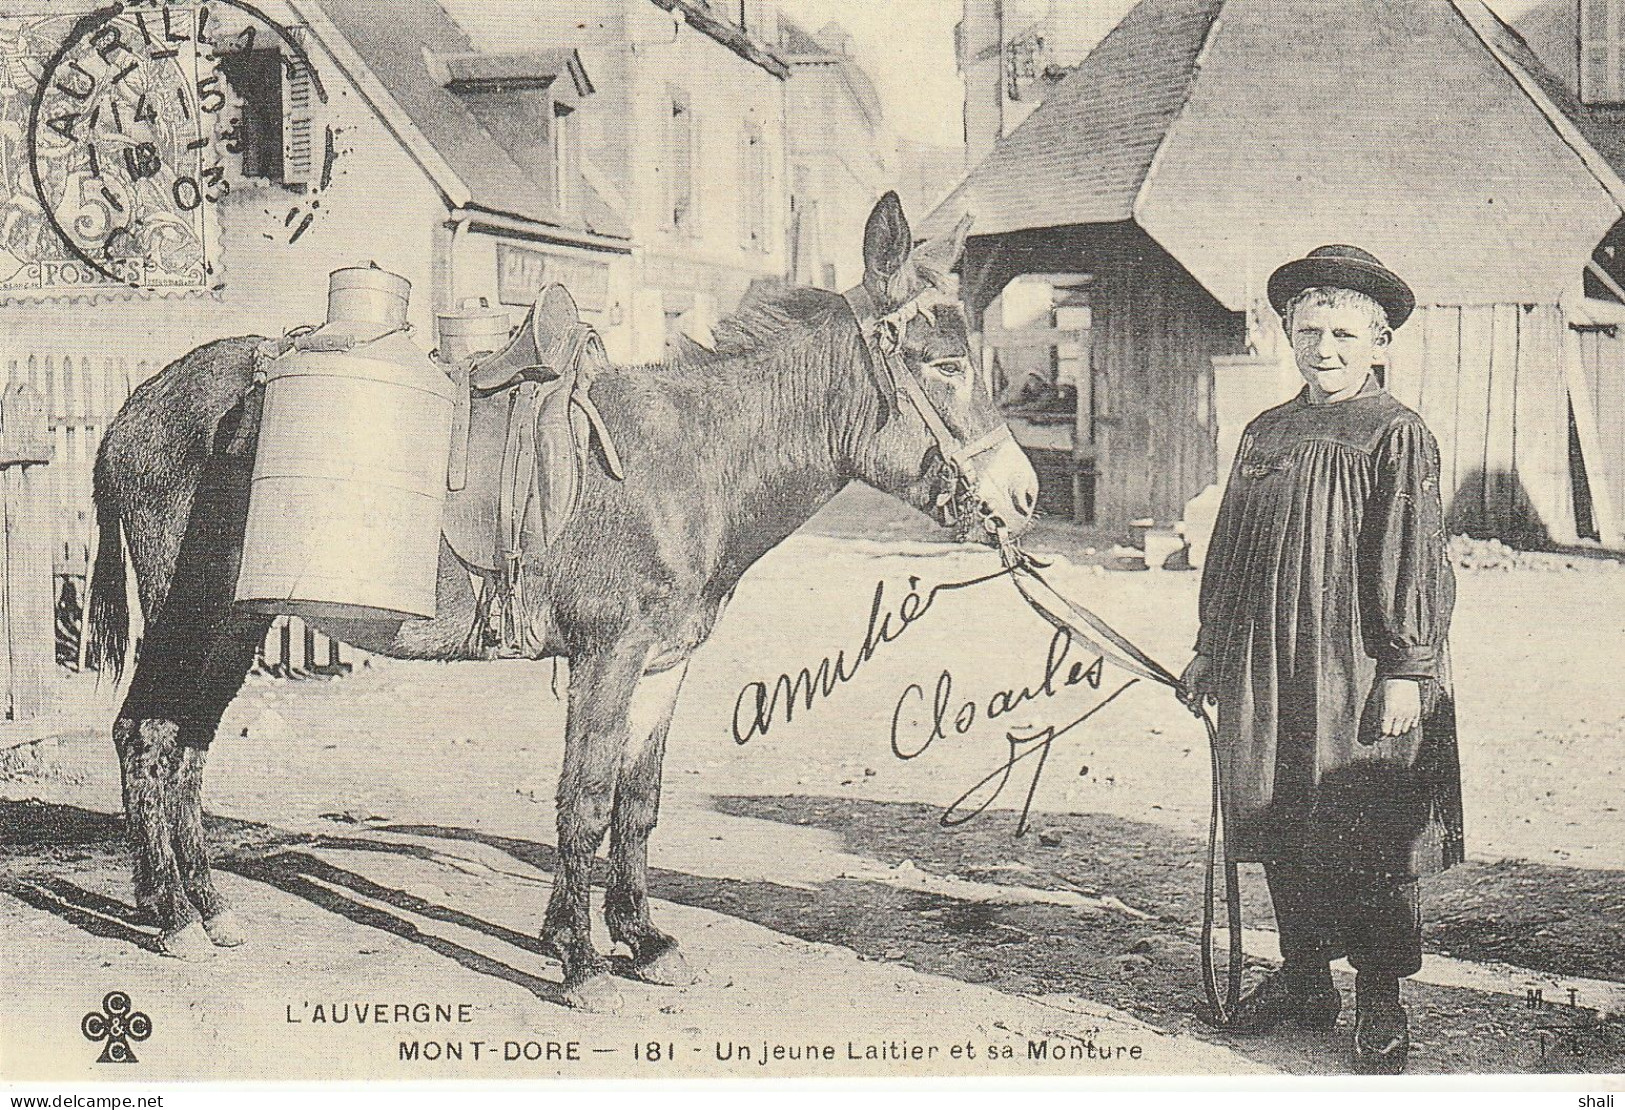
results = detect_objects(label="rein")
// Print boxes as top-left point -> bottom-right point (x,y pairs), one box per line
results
843,283 -> 1245,1024
993,536 -> 1245,1028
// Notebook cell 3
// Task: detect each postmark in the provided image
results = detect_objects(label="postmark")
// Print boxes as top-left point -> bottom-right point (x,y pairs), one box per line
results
2,0 -> 332,298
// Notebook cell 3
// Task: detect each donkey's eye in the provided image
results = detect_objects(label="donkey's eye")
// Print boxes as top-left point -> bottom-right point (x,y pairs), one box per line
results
927,358 -> 969,378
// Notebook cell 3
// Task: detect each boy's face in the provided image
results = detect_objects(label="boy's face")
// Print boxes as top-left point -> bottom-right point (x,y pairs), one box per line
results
1289,299 -> 1390,398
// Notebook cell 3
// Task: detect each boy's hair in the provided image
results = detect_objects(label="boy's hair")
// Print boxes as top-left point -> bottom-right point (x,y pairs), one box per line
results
1281,286 -> 1391,337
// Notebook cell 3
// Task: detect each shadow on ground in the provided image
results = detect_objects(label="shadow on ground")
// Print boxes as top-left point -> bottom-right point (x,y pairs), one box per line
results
3,796 -> 1622,1074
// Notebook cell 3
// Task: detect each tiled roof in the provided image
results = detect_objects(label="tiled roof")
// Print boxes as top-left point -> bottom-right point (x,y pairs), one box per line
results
924,0 -> 1222,237
1468,1 -> 1625,196
314,0 -> 629,244
930,0 -> 1625,308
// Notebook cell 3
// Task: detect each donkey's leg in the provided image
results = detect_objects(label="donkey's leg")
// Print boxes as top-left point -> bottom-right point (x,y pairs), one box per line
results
541,639 -> 648,1011
605,661 -> 692,985
170,614 -> 271,947
114,713 -> 212,960
118,430 -> 266,957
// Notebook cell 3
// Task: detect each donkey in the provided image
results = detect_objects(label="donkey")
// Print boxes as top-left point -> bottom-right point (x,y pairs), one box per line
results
85,192 -> 1038,1011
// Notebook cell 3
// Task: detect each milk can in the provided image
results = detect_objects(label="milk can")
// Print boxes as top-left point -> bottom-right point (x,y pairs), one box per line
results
436,297 -> 511,363
235,266 -> 457,620
436,297 -> 511,493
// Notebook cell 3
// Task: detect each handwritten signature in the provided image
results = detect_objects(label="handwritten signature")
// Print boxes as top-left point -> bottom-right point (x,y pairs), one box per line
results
730,567 -> 1012,745
732,571 -> 1140,836
891,628 -> 1137,835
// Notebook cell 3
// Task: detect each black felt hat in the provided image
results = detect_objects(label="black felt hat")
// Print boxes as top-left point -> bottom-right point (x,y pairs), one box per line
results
1267,245 -> 1415,329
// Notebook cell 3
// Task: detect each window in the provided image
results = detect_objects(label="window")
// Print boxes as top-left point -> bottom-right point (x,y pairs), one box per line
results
739,122 -> 767,252
216,43 -> 321,186
1582,0 -> 1625,105
667,87 -> 695,233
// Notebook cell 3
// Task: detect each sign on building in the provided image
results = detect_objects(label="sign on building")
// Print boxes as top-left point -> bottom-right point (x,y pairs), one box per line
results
497,243 -> 609,312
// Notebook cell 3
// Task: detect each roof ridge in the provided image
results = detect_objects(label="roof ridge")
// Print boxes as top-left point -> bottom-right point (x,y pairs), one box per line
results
1130,0 -> 1229,227
1451,0 -> 1625,213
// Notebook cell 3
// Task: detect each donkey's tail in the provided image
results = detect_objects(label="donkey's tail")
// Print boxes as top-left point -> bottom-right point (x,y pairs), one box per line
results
86,488 -> 130,683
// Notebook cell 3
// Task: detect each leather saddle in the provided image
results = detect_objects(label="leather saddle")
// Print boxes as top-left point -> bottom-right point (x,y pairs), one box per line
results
440,284 -> 623,655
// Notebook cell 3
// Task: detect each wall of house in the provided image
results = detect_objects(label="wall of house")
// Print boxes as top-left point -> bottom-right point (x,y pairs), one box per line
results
963,223 -> 1244,532
622,3 -> 789,360
443,228 -> 637,363
438,0 -> 790,362
958,0 -> 1136,165
1088,236 -> 1242,530
784,57 -> 896,290
1,10 -> 448,377
0,5 -> 450,586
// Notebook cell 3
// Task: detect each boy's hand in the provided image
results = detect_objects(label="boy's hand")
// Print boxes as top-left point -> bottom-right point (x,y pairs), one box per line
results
1178,654 -> 1215,714
1375,678 -> 1422,739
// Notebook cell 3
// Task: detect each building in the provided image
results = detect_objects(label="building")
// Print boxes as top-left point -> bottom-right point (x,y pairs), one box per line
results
0,0 -> 793,665
439,0 -> 792,359
928,0 -> 1625,548
957,0 -> 1137,166
776,16 -> 897,290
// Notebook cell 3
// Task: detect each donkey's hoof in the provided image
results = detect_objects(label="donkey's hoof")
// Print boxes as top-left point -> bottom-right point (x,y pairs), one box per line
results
157,921 -> 214,961
634,946 -> 695,987
203,910 -> 247,948
563,974 -> 623,1014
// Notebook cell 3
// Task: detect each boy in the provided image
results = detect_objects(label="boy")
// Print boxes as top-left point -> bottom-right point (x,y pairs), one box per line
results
1179,245 -> 1463,1074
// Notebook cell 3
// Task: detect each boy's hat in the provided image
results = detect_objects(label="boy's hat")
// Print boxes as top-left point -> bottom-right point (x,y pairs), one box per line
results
1267,245 -> 1415,329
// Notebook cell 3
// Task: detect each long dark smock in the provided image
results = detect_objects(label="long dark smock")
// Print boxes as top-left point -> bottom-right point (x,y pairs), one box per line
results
1196,383 -> 1464,877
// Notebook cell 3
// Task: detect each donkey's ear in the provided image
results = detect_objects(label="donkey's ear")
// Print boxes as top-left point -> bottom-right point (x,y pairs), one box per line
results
862,191 -> 912,301
911,213 -> 974,291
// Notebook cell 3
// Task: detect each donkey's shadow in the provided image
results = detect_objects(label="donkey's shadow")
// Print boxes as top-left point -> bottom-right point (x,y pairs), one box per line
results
221,846 -> 567,1005
0,800 -> 571,1003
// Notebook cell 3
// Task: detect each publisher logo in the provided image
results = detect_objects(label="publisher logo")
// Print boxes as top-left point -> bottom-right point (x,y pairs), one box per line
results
81,991 -> 151,1064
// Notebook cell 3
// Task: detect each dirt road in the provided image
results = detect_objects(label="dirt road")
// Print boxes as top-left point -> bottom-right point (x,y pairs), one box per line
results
4,489 -> 1623,1079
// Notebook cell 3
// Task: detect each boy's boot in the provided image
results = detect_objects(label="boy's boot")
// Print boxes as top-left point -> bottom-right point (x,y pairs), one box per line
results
1353,973 -> 1409,1074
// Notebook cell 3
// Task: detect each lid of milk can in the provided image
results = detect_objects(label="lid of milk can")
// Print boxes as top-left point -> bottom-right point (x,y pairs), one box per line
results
328,264 -> 411,327
438,295 -> 507,338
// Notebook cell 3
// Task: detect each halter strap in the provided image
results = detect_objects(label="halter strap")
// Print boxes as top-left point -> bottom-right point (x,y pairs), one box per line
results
843,285 -> 988,483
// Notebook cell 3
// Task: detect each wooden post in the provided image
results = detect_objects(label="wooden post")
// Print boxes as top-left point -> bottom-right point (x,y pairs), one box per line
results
1562,316 -> 1622,546
0,384 -> 56,721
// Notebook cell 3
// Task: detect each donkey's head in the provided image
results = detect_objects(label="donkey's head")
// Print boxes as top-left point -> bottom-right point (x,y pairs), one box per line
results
846,193 -> 1038,543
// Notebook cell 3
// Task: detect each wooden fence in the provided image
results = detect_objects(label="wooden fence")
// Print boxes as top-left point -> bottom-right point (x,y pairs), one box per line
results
1,384 -> 54,720
1382,302 -> 1618,547
2,353 -> 363,680
1567,300 -> 1625,547
5,354 -> 142,576
3,354 -> 144,669
257,617 -> 356,677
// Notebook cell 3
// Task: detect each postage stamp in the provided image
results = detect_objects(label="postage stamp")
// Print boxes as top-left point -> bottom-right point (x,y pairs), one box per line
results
1,0 -> 1623,1102
1,0 -> 334,300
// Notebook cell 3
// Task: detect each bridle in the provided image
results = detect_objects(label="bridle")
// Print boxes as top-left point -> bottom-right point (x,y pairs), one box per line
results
844,283 -> 1017,538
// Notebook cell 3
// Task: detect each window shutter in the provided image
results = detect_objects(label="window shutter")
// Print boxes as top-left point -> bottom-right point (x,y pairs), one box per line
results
1581,0 -> 1625,105
281,39 -> 319,186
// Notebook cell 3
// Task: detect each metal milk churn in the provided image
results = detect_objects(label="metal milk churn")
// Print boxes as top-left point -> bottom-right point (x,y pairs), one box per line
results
436,297 -> 511,363
235,266 -> 457,620
436,297 -> 512,493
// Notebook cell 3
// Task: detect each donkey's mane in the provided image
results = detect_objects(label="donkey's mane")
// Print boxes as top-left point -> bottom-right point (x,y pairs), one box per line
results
696,286 -> 850,363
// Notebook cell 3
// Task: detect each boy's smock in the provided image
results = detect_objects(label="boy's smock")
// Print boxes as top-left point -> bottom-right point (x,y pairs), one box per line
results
1196,380 -> 1464,877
